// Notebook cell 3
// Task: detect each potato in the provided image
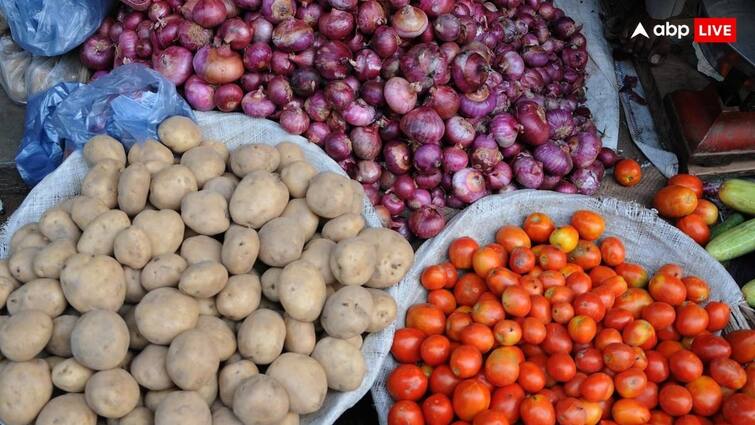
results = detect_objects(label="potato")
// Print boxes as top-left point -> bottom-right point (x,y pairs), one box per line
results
359,228 -> 414,288
276,412 -> 299,425
344,334 -> 363,349
149,165 -> 198,210
44,356 -> 65,371
82,159 -> 121,208
258,217 -> 305,267
0,359 -> 52,425
32,239 -> 76,279
60,254 -> 126,312
329,238 -> 376,286
181,191 -> 230,236
77,210 -> 131,255
84,134 -> 127,167
280,199 -> 318,241
71,309 -> 129,370
166,329 -> 220,390
201,139 -> 229,161
135,287 -> 199,345
365,288 -> 397,332
123,306 -> 148,350
196,315 -> 236,361
0,260 -> 16,282
118,163 -> 151,216
196,297 -> 218,316
36,393 -> 97,425
130,345 -> 173,391
321,213 -> 365,242
51,358 -> 93,392
180,145 -> 226,188
196,375 -> 218,406
9,247 -> 40,282
117,406 -> 154,425
178,261 -> 228,298
212,407 -> 243,425
266,353 -> 327,415
300,239 -> 335,285
141,254 -> 187,291
155,391 -> 211,425
216,274 -> 261,321
145,390 -> 175,412
233,374 -> 290,425
181,235 -> 222,265
0,309 -> 52,360
280,161 -> 317,198
9,223 -> 44,254
260,268 -> 281,302
203,175 -> 238,202
230,144 -> 280,177
128,139 -> 174,174
320,286 -> 374,339
114,227 -> 153,269
349,180 -> 366,214
158,116 -> 202,154
124,267 -> 147,303
237,309 -> 285,365
218,360 -> 258,407
0,278 -> 14,310
70,196 -> 109,230
306,172 -> 354,218
46,314 -> 78,357
229,171 -> 289,229
132,209 -> 185,256
277,260 -> 326,322
311,337 -> 366,391
39,208 -> 81,241
6,278 -> 66,317
276,142 -> 304,168
85,368 -> 140,418
221,225 -> 259,275
284,315 -> 316,355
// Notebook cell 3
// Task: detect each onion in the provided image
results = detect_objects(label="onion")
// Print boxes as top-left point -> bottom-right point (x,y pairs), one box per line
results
555,180 -> 578,193
440,41 -> 460,62
279,103 -> 310,134
327,111 -> 347,132
459,86 -> 497,118
562,46 -> 588,70
553,16 -> 580,39
455,16 -> 477,45
569,131 -> 602,168
384,77 -> 419,114
381,192 -> 405,216
318,9 -> 354,40
383,141 -> 411,175
442,146 -> 468,172
123,12 -> 146,31
515,100 -> 549,146
149,1 -> 172,21
392,6 -> 429,39
261,0 -> 296,23
471,134 -> 502,172
415,169 -> 442,189
357,0 -> 386,34
597,147 -> 620,168
570,167 -> 600,195
452,168 -> 487,204
586,160 -> 605,180
382,56 -> 401,80
400,107 -> 444,145
512,153 -> 544,188
290,68 -> 319,97
407,188 -> 432,210
421,86 -> 458,120
304,91 -> 330,121
324,80 -> 355,110
546,109 -> 575,140
323,131 -> 353,160
289,48 -> 314,67
217,18 -> 253,49
400,43 -> 449,90
502,142 -> 523,159
352,49 -> 381,81
372,26 -> 400,58
242,41 -> 272,71
153,45 -> 194,84
178,20 -> 213,51
314,41 -> 352,80
193,0 -> 228,27
302,123 -> 328,146
339,157 -> 358,178
451,51 -> 488,93
523,46 -> 549,67
342,100 -> 376,126
489,113 -> 521,148
351,125 -> 381,160
266,75 -> 293,106
379,119 -> 400,141
540,173 -> 561,190
496,50 -> 525,81
80,35 -> 115,71
223,0 -> 240,17
184,75 -> 216,111
392,174 -> 417,200
136,38 -> 153,58
533,141 -> 573,176
250,16 -> 273,42
486,161 -> 513,190
444,116 -> 475,147
409,206 -> 445,238
109,22 -> 124,43
380,170 -> 397,190
136,21 -> 153,40
356,160 -> 382,184
446,194 -> 465,209
98,17 -> 114,38
413,144 -> 442,173
193,45 -> 244,84
241,88 -> 276,117
122,0 -> 152,11
360,80 -> 385,106
431,188 -> 446,208
296,2 -> 322,27
213,83 -> 244,112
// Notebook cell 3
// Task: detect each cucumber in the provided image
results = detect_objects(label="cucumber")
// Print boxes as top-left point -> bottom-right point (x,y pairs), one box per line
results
705,218 -> 755,261
719,179 -> 755,215
743,279 -> 755,307
710,213 -> 745,239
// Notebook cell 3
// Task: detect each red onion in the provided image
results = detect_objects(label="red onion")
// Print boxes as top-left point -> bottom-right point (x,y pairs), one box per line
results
452,168 -> 487,203
212,83 -> 243,112
242,41 -> 272,70
324,131 -> 352,160
407,189 -> 432,210
345,32 -> 366,52
360,80 -> 385,106
381,193 -> 405,216
339,157 -> 358,178
451,51 -> 488,93
98,17 -> 115,38
304,91 -> 330,121
289,68 -> 319,97
355,160 -> 382,184
152,15 -> 182,48
533,141 -> 573,176
351,125 -> 381,160
324,80 -> 354,110
570,167 -> 600,195
383,141 -> 411,175
442,146 -> 468,172
379,119 -> 401,141
471,134 -> 502,172
305,122 -> 330,145
384,77 -> 419,114
540,173 -> 561,190
357,0 -> 386,34
193,45 -> 244,84
515,100 -> 549,146
109,22 -> 124,43
431,188 -> 446,208
489,113 -> 521,148
122,0 -> 152,11
223,0 -> 240,17
178,20 -> 213,51
314,41 -> 351,80
327,111 -> 347,132
342,76 -> 360,92
553,16 -> 580,40
372,26 -> 400,58
216,18 -> 253,50
502,142 -> 523,159
512,153 -> 544,189
268,52 -> 291,75
149,1 -> 171,21
562,46 -> 588,70
400,107 -> 444,145
459,86 -> 497,118
586,160 -> 605,180
555,180 -> 578,194
135,20 -> 153,40
425,86 -> 459,120
496,50 -> 524,81
446,194 -> 464,209
486,161 -> 513,190
266,75 -> 293,106
318,9 -> 354,40
439,41 -> 460,62
342,100 -> 376,126
136,38 -> 153,58
392,174 -> 417,200
413,144 -> 442,173
400,43 -> 449,90
569,33 -> 586,49
153,45 -> 194,84
193,0 -> 228,27
329,0 -> 357,10
250,16 -> 273,42
235,0 -> 261,9
392,6 -> 428,39
597,147 -> 620,168
444,116 -> 475,147
546,109 -> 575,140
288,47 -> 314,66
522,45 -> 549,67
184,75 -> 216,111
241,88 -> 276,117
279,103 -> 310,134
261,0 -> 296,23
351,49 -> 381,81
380,170 -> 397,190
382,56 -> 401,80
80,35 -> 115,71
569,131 -> 601,168
123,12 -> 146,31
181,0 -> 200,18
415,169 -> 442,189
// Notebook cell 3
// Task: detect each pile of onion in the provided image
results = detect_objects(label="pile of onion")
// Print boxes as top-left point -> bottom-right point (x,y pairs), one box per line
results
81,0 -> 618,240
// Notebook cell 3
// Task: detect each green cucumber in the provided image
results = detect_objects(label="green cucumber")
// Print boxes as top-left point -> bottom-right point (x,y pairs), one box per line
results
705,218 -> 755,261
743,279 -> 755,307
719,179 -> 755,215
710,212 -> 745,239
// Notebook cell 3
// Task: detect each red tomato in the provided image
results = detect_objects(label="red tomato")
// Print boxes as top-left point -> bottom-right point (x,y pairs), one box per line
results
568,240 -> 602,270
614,367 -> 648,398
524,213 -> 556,243
603,343 -> 635,373
388,364 -> 428,401
490,384 -> 524,424
669,350 -> 703,383
392,328 -> 426,363
449,237 -> 480,269
422,393 -> 454,425
674,303 -> 709,337
648,410 -> 673,425
542,322 -> 573,355
725,329 -> 755,363
615,262 -> 649,288
529,294 -> 552,323
388,400 -> 424,425
645,351 -> 670,383
429,289 -> 457,315
420,334 -> 451,367
722,393 -> 755,425
614,159 -> 642,187
571,210 -> 606,241
473,245 -> 506,279
493,319 -> 522,346
654,185 -> 698,218
600,236 -> 625,267
642,302 -> 676,330
574,292 -> 607,322
406,303 -> 446,335
668,174 -> 703,198
496,225 -> 531,252
657,264 -> 683,279
568,315 -> 597,344
575,347 -> 604,374
441,262 -> 459,288
460,323 -> 495,353
589,265 -> 617,287
692,199 -> 718,225
453,379 -> 491,421
613,288 -> 654,318
471,297 -> 505,328
522,317 -> 547,345
657,340 -> 684,358
676,215 -> 710,245
509,247 -> 536,274
612,399 -> 650,425
704,302 -> 729,332
486,267 -> 520,296
555,397 -> 588,425
520,394 -> 556,425
455,274 -> 487,307
564,373 -> 587,397
594,328 -> 623,351
430,365 -> 461,397
686,376 -> 722,416
446,310 -> 473,341
501,286 -> 531,317
690,333 -> 731,362
566,271 -> 592,295
682,276 -> 709,303
659,383 -> 693,416
518,361 -> 547,393
484,347 -> 520,387
472,409 -> 510,425
623,319 -> 656,347
551,301 -> 575,324
538,245 -> 568,271
649,274 -> 687,306
709,357 -> 746,390
450,345 -> 483,379
422,264 -> 449,290
634,381 -> 659,409
603,308 -> 634,331
546,353 -> 577,382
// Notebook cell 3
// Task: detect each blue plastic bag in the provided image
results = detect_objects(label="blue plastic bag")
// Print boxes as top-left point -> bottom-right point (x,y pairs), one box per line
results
0,0 -> 112,56
16,64 -> 195,186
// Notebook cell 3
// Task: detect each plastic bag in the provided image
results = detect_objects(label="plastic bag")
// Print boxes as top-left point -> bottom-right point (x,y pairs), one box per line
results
25,53 -> 90,97
16,64 -> 194,186
0,34 -> 30,102
0,0 -> 112,56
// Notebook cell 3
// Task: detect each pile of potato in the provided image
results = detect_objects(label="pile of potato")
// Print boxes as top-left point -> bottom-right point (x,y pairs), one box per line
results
0,116 -> 414,425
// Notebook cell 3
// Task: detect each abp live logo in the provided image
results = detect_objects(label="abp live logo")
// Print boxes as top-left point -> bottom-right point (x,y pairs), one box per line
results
631,18 -> 736,43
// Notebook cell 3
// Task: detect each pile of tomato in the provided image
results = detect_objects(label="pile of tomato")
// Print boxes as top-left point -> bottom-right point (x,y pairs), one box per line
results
653,174 -> 718,245
385,210 -> 754,425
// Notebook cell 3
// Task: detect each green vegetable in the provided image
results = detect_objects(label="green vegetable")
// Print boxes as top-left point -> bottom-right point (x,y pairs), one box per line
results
719,179 -> 755,215
705,218 -> 755,261
743,279 -> 755,307
710,213 -> 746,239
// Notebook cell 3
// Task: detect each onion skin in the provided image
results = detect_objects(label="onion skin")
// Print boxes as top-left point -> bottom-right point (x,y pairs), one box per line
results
305,122 -> 330,145
451,51 -> 488,94
533,141 -> 573,176
314,41 -> 352,80
192,0 -> 228,28
153,45 -> 194,84
400,107 -> 445,145
569,131 -> 602,168
178,20 -> 213,51
444,116 -> 475,148
351,125 -> 381,160
217,17 -> 253,50
442,146 -> 468,173
452,167 -> 487,204
489,113 -> 521,148
241,88 -> 276,117
323,131 -> 353,160
242,41 -> 272,71
384,77 -> 418,114
400,43 -> 449,90
409,206 -> 445,239
516,101 -> 549,146
426,85 -> 459,119
383,141 -> 412,175
570,167 -> 600,195
279,104 -> 310,134
214,83 -> 244,111
392,5 -> 429,39
81,35 -> 115,71
486,161 -> 513,190
184,75 -> 216,111
512,153 -> 544,189
357,0 -> 386,34
261,0 -> 296,23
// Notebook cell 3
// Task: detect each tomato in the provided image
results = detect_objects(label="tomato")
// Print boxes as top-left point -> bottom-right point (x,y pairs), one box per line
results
473,245 -> 506,278
669,350 -> 703,383
570,210 -> 606,241
668,174 -> 703,198
423,264 -> 450,290
686,376 -> 722,416
598,237 -> 624,267
709,357 -> 746,389
420,393 -> 454,425
537,387 -> 561,405
645,351 -> 670,383
566,271 -> 592,295
690,334 -> 731,362
520,394 -> 556,425
407,303 -> 446,335
648,274 -> 687,306
564,373 -> 587,397
555,397 -> 587,425
389,400 -> 424,425
392,328 -> 426,363
568,315 -> 597,344
575,347 -> 604,373
471,298 -> 504,328
440,262 -> 459,288
460,323 -> 495,353
614,159 -> 642,187
388,364 -> 428,401
594,328 -> 621,352
524,213 -> 555,243
551,301 -> 575,324
538,245 -> 568,271
612,398 -> 650,425
623,319 -> 656,347
648,410 -> 673,425
520,275 -> 544,296
540,272 -> 567,292
659,383 -> 693,416
676,215 -> 710,245
574,294 -> 607,324
484,347 -> 521,387
429,289 -> 457,315
450,345 -> 483,378
546,353 -> 577,382
725,329 -> 755,363
549,225 -> 579,253
508,247 -> 536,274
522,317 -> 547,344
418,334 -> 451,367
529,294 -> 552,323
450,237 -> 480,269
681,276 -> 709,303
473,409 -> 510,425
603,308 -> 634,331
722,393 -> 755,425
490,384 -> 525,423
704,302 -> 729,332
614,367 -> 648,398
603,343 -> 635,372
493,319 -> 521,346
674,415 -> 712,425
588,267 -> 616,289
675,303 -> 709,337
656,264 -> 683,279
613,289 -> 653,318
501,286 -> 531,317
496,225 -> 531,252
453,379 -> 491,421
657,340 -> 684,357
635,381 -> 659,409
446,310 -> 473,341
692,199 -> 718,225
430,364 -> 461,396
486,267 -> 519,296
542,322 -> 573,354
642,302 -> 676,330
568,240 -> 602,270
453,274 -> 486,307
609,263 -> 645,289
517,361 -> 547,393
654,185 -> 699,218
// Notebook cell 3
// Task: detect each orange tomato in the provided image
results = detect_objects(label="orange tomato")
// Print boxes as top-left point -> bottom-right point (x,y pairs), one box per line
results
406,303 -> 446,335
449,237 -> 480,269
452,379 -> 491,421
668,174 -> 703,198
508,247 -> 535,274
484,347 -> 521,387
615,262 -> 649,288
568,240 -> 602,270
428,289 -> 457,315
537,245 -> 568,271
486,267 -> 520,296
599,237 -> 625,267
676,215 -> 710,245
523,212 -> 555,243
614,159 -> 642,187
549,225 -> 579,252
421,264 -> 448,290
682,276 -> 710,303
692,199 -> 718,225
653,185 -> 698,218
473,245 -> 506,278
495,225 -> 531,252
612,398 -> 651,425
571,210 -> 606,240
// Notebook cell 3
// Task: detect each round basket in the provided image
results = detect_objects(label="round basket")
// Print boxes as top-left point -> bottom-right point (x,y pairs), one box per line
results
372,190 -> 753,425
